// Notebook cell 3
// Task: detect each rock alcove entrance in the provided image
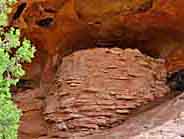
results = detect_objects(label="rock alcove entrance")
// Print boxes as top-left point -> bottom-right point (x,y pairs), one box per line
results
10,0 -> 184,138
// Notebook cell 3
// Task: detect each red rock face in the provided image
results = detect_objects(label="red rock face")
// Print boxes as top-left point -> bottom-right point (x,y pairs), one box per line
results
43,48 -> 169,138
9,1 -> 184,138
75,0 -> 184,73
119,0 -> 184,73
10,0 -> 96,84
9,0 -> 184,85
14,48 -> 170,139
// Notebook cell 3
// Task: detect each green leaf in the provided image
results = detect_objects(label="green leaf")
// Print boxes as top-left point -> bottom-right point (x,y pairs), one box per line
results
0,0 -> 36,138
16,39 -> 36,63
0,13 -> 7,26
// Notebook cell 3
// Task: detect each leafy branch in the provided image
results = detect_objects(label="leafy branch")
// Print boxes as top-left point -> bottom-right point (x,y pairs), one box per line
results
0,0 -> 36,138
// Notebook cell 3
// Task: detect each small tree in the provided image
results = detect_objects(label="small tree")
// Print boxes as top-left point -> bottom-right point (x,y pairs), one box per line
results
0,0 -> 36,138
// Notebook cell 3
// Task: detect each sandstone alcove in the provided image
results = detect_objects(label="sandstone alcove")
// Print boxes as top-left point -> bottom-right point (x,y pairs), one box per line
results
10,0 -> 184,138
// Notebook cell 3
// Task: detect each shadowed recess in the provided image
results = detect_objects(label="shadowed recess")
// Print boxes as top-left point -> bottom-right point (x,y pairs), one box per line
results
36,17 -> 54,28
13,3 -> 27,20
167,69 -> 184,91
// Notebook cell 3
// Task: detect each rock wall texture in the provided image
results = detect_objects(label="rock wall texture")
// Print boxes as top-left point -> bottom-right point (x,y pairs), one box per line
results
81,93 -> 184,139
9,0 -> 184,138
14,48 -> 170,139
9,0 -> 184,82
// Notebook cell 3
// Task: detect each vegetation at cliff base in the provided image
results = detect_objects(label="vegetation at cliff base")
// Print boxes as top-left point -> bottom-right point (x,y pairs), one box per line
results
0,0 -> 36,138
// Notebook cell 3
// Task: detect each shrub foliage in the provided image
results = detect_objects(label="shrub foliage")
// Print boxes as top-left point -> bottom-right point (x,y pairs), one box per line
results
0,0 -> 35,138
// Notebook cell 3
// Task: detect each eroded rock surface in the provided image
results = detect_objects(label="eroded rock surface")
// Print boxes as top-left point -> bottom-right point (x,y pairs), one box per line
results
80,93 -> 184,139
9,0 -> 184,138
44,48 -> 169,138
9,0 -> 184,83
13,88 -> 47,139
14,48 -> 170,139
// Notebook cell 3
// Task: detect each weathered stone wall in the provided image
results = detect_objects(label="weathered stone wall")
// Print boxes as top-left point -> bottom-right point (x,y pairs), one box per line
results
44,48 -> 169,138
14,48 -> 170,139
